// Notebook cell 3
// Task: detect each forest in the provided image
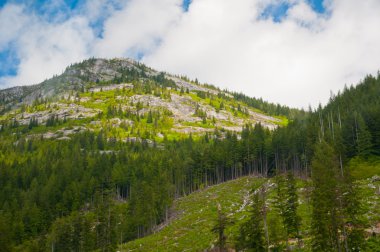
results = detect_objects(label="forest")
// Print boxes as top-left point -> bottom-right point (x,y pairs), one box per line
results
0,73 -> 380,251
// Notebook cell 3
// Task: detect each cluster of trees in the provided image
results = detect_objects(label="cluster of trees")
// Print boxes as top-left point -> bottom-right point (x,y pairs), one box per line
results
232,92 -> 306,119
230,141 -> 366,251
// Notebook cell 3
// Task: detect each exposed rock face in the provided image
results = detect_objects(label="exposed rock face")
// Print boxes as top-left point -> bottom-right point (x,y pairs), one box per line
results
89,83 -> 133,93
26,126 -> 87,140
14,103 -> 101,125
0,58 -> 140,108
126,93 -> 279,132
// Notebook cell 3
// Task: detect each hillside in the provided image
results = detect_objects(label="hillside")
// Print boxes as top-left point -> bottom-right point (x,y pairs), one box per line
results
121,175 -> 380,251
0,58 -> 291,143
122,176 -> 266,251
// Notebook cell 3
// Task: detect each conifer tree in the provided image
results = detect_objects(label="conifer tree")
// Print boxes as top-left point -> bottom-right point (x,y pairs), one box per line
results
274,172 -> 301,248
211,204 -> 232,252
147,110 -> 153,124
341,166 -> 365,251
355,114 -> 372,157
0,215 -> 12,252
236,189 -> 266,252
284,172 -> 301,240
311,140 -> 341,251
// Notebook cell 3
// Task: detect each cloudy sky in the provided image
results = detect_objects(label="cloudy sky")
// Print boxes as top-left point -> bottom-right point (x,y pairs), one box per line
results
1,0 -> 380,108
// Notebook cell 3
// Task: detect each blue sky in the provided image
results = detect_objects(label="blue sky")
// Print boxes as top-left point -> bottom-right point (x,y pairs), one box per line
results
0,0 -> 324,76
0,0 -> 193,77
1,0 -> 380,108
182,0 -> 191,11
0,0 -> 324,78
261,0 -> 325,22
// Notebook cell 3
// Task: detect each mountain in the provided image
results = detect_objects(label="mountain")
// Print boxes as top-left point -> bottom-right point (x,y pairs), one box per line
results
0,58 -> 292,143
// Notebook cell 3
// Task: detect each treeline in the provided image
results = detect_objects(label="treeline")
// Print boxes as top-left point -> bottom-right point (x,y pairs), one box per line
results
280,73 -> 380,174
232,92 -> 307,119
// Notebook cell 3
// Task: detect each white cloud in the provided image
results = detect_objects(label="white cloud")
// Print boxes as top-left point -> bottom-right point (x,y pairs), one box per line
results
0,4 -> 28,51
1,0 -> 380,108
0,3 -> 94,87
93,0 -> 183,58
144,0 -> 380,108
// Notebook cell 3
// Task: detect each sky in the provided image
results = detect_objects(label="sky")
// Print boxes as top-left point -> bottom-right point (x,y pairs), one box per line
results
1,0 -> 380,108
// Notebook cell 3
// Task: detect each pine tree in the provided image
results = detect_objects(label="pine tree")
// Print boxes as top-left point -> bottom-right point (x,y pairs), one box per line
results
355,114 -> 372,157
236,189 -> 266,252
284,172 -> 301,240
341,168 -> 366,251
0,215 -> 12,252
274,172 -> 301,248
147,110 -> 153,124
211,204 -> 232,252
311,140 -> 341,251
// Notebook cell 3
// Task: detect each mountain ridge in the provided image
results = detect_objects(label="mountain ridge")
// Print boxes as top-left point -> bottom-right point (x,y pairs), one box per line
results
0,58 -> 293,143
0,58 -> 300,116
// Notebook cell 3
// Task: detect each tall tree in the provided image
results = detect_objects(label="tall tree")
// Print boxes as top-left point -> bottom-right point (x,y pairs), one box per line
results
236,188 -> 266,252
274,172 -> 301,248
211,203 -> 232,252
311,140 -> 341,251
355,113 -> 372,158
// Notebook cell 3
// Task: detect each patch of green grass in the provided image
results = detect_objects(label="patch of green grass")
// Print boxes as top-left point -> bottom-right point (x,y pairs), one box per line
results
121,177 -> 266,252
182,121 -> 215,129
274,115 -> 289,126
349,156 -> 380,180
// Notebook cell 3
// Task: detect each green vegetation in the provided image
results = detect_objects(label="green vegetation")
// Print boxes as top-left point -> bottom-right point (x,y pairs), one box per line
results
349,156 -> 380,180
121,173 -> 379,251
122,177 -> 264,251
0,59 -> 380,251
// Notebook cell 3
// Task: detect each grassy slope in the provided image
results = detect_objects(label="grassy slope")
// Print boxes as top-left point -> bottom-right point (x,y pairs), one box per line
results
121,177 -> 266,251
120,174 -> 380,252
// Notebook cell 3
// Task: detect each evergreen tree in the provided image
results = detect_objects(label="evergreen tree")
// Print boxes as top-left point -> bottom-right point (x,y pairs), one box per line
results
341,168 -> 366,251
236,189 -> 266,252
0,215 -> 12,252
311,140 -> 341,252
211,204 -> 232,252
274,172 -> 301,248
355,114 -> 372,157
147,110 -> 153,124
284,172 -> 301,240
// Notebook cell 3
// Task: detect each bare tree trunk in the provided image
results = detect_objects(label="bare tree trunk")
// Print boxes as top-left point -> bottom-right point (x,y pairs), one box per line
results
260,185 -> 270,252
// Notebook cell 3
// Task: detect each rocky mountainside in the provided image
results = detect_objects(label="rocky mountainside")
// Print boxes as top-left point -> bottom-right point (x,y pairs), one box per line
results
0,58 -> 285,142
0,58 -> 140,108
